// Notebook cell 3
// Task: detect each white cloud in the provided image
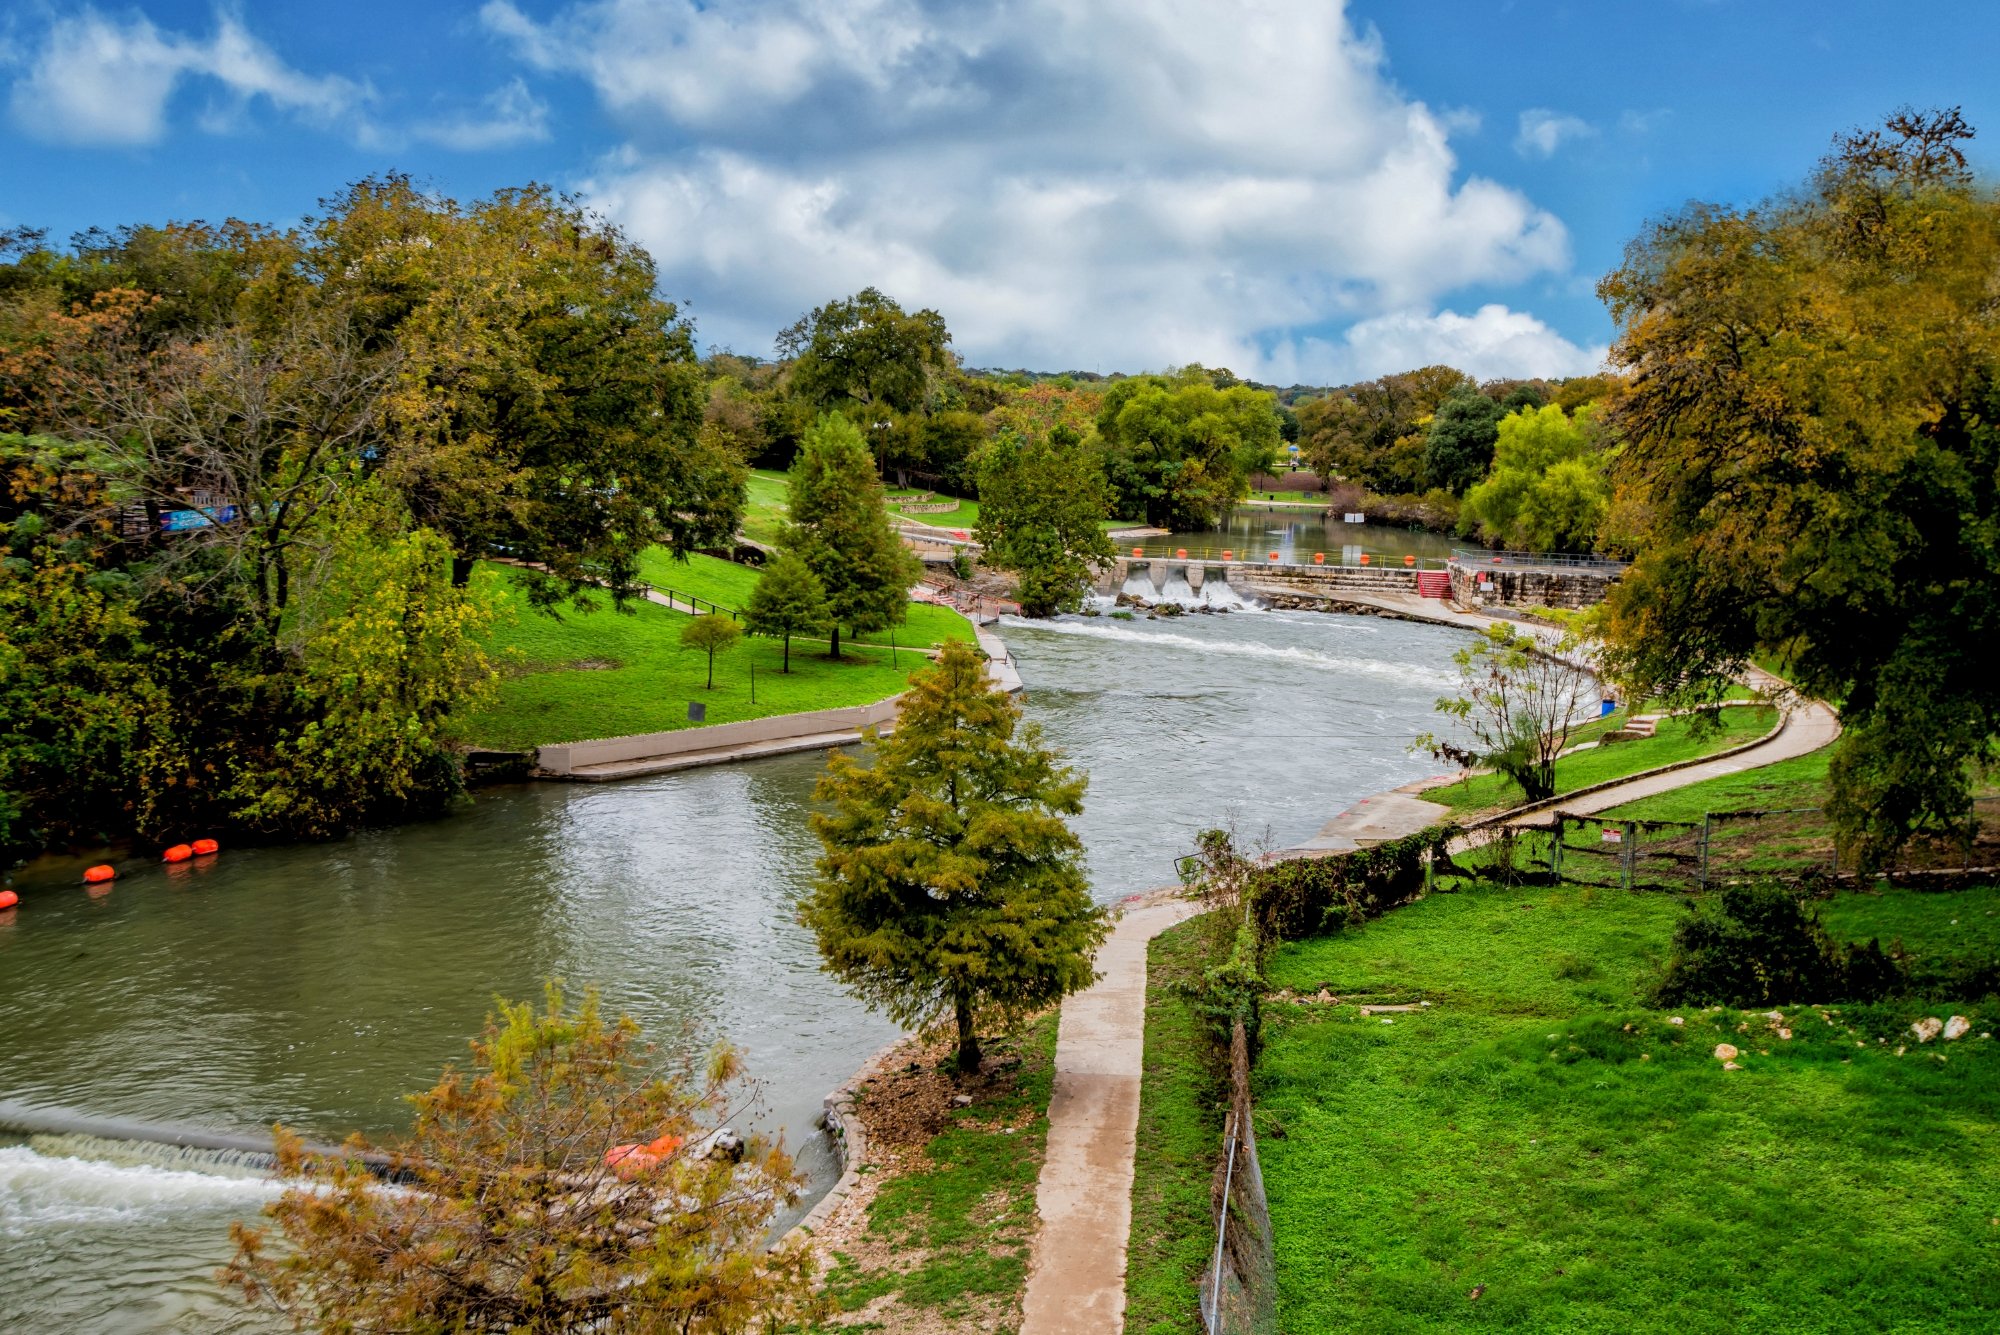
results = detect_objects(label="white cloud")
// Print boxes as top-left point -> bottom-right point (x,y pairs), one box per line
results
1515,108 -> 1595,159
410,79 -> 551,151
8,8 -> 366,146
1277,305 -> 1607,384
491,0 -> 1585,382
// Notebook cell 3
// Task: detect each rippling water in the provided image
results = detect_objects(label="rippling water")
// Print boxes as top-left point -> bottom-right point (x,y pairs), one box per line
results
0,605 -> 1469,1331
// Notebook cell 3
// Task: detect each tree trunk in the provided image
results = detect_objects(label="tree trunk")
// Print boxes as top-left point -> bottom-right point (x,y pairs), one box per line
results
706,649 -> 715,689
451,555 -> 475,587
953,991 -> 980,1073
829,625 -> 841,659
782,633 -> 791,673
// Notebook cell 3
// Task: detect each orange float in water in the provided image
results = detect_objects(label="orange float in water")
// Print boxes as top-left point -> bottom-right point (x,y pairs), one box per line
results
1404,555 -> 1416,566
1360,554 -> 1371,565
1132,547 -> 1143,557
1313,552 -> 1324,565
83,864 -> 116,885
0,889 -> 17,909
1221,550 -> 1233,561
1176,548 -> 1187,559
605,1132 -> 685,1179
1268,550 -> 1279,561
192,838 -> 220,856
163,844 -> 193,863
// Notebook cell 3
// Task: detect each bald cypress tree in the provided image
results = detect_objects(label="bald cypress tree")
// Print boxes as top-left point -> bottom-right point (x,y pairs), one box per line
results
780,414 -> 921,658
800,639 -> 1107,1071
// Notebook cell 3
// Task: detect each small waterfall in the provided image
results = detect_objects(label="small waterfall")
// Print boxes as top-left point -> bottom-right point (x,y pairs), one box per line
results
1120,571 -> 1157,601
1158,574 -> 1197,604
1201,581 -> 1255,610
22,1132 -> 275,1177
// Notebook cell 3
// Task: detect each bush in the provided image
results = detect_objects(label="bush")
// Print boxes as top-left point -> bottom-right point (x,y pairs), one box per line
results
1652,884 -> 1904,1007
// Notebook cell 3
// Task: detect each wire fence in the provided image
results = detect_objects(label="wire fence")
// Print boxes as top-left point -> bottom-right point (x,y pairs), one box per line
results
1454,797 -> 2000,891
1203,1019 -> 1278,1335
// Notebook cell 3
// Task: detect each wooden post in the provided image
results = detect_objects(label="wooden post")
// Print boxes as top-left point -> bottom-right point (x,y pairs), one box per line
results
1699,814 -> 1711,891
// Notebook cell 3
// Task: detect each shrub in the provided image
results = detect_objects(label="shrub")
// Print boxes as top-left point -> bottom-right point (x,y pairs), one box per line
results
1652,884 -> 1904,1007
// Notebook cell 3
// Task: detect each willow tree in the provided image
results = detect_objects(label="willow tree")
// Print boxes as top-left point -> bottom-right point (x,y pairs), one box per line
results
800,640 -> 1107,1071
1598,108 -> 2000,863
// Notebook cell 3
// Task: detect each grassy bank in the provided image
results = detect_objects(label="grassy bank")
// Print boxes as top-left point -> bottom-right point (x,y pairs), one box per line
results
637,548 -> 975,649
814,1015 -> 1059,1333
1423,706 -> 1778,816
462,563 -> 969,751
1127,915 -> 1229,1335
1254,873 -> 2000,1333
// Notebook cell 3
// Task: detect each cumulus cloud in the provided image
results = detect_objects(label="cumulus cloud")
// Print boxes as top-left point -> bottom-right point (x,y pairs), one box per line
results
1282,305 -> 1608,384
489,0 -> 1589,382
8,8 -> 366,146
410,79 -> 552,151
1515,108 -> 1596,159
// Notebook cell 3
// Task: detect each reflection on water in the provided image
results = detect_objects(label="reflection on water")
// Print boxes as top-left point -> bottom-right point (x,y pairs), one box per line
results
0,604 -> 1470,1332
1133,504 -> 1474,566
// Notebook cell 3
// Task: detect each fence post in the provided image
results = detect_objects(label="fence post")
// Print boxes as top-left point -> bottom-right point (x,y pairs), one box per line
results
1549,814 -> 1563,884
1621,821 -> 1635,891
1699,814 -> 1711,891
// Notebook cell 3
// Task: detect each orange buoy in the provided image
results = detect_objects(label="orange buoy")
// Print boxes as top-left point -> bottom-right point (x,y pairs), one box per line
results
1313,552 -> 1324,565
1176,548 -> 1187,559
1404,554 -> 1416,567
192,838 -> 219,856
1268,550 -> 1280,562
1360,553 -> 1371,565
83,864 -> 116,884
0,889 -> 17,909
1491,555 -> 1503,563
163,844 -> 193,864
1221,550 -> 1233,562
1132,547 -> 1143,557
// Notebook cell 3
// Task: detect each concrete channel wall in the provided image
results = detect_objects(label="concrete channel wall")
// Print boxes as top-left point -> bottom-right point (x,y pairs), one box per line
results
536,698 -> 902,775
1093,556 -> 1422,597
1446,562 -> 1618,609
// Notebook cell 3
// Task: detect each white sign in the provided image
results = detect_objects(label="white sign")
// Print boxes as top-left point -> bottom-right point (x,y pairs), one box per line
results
1343,512 -> 1365,523
1601,826 -> 1623,844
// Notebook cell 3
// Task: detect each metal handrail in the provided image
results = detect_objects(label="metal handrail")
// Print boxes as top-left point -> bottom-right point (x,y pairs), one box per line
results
1450,547 -> 1629,572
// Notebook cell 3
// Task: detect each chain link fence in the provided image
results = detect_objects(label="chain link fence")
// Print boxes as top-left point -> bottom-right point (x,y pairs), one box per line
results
1202,1019 -> 1277,1335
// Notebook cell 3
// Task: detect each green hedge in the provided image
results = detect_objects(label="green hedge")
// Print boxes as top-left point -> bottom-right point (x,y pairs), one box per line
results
1248,824 -> 1460,944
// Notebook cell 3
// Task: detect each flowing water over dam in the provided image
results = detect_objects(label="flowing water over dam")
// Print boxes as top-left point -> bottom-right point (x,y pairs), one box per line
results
0,606 -> 1469,1331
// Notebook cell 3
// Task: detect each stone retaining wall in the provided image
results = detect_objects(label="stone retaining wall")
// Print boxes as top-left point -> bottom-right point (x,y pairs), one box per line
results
1447,562 -> 1619,609
537,698 -> 903,774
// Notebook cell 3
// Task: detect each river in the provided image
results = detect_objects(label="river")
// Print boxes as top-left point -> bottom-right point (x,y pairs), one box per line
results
0,605 -> 1469,1331
1129,503 -> 1469,567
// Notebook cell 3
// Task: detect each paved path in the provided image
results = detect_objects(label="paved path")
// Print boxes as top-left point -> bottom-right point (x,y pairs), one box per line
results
1019,894 -> 1203,1335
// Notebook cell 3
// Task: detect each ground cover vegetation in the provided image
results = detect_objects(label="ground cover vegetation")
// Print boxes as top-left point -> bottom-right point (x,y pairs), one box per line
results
225,986 -> 819,1333
800,639 -> 1108,1072
1417,622 -> 1601,803
462,564 -> 962,751
812,1015 -> 1060,1333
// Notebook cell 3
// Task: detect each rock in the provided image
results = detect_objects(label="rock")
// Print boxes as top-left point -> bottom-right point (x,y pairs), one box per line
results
707,1128 -> 745,1163
1668,1017 -> 1685,1027
1911,1017 -> 1945,1043
1763,1010 -> 1785,1023
1723,1060 -> 1743,1071
952,1094 -> 974,1107
1944,1015 -> 1972,1041
1713,1043 -> 1739,1061
1777,1028 -> 1793,1040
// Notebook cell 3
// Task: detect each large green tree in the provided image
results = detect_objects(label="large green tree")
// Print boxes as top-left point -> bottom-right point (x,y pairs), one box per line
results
779,414 -> 921,658
1460,404 -> 1609,552
1095,369 -> 1284,528
777,287 -> 955,422
1297,364 -> 1472,495
800,640 -> 1108,1071
1598,107 -> 2000,862
1422,387 -> 1506,495
974,428 -> 1115,616
742,553 -> 829,672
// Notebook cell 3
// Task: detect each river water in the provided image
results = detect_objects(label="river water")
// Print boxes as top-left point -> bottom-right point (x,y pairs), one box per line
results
1131,503 -> 1467,566
0,606 -> 1469,1331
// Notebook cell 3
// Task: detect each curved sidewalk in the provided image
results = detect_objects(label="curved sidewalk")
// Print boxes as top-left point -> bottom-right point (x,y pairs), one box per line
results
1018,690 -> 1841,1335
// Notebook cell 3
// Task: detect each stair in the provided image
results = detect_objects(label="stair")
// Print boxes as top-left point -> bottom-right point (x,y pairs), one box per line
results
1624,715 -> 1659,738
1415,571 -> 1451,599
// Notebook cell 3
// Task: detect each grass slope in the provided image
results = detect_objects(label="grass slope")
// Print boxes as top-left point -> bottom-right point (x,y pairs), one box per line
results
637,548 -> 975,650
1424,707 -> 1778,815
1256,879 -> 2000,1333
1127,917 -> 1229,1335
816,1015 -> 1059,1333
462,563 -> 957,750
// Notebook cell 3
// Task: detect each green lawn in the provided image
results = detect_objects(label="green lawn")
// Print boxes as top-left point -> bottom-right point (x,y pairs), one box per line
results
1424,707 -> 1778,815
461,563 -> 962,750
1255,878 -> 2000,1334
889,490 -> 983,531
741,468 -> 791,547
815,1015 -> 1059,1331
1599,749 -> 1832,823
634,548 -> 974,649
1126,916 -> 1229,1335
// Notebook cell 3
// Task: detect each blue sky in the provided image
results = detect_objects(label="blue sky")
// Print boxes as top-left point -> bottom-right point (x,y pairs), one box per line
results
4,2 -> 1998,384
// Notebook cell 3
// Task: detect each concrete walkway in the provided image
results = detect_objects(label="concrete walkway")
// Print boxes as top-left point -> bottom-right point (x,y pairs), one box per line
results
1019,893 -> 1203,1335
